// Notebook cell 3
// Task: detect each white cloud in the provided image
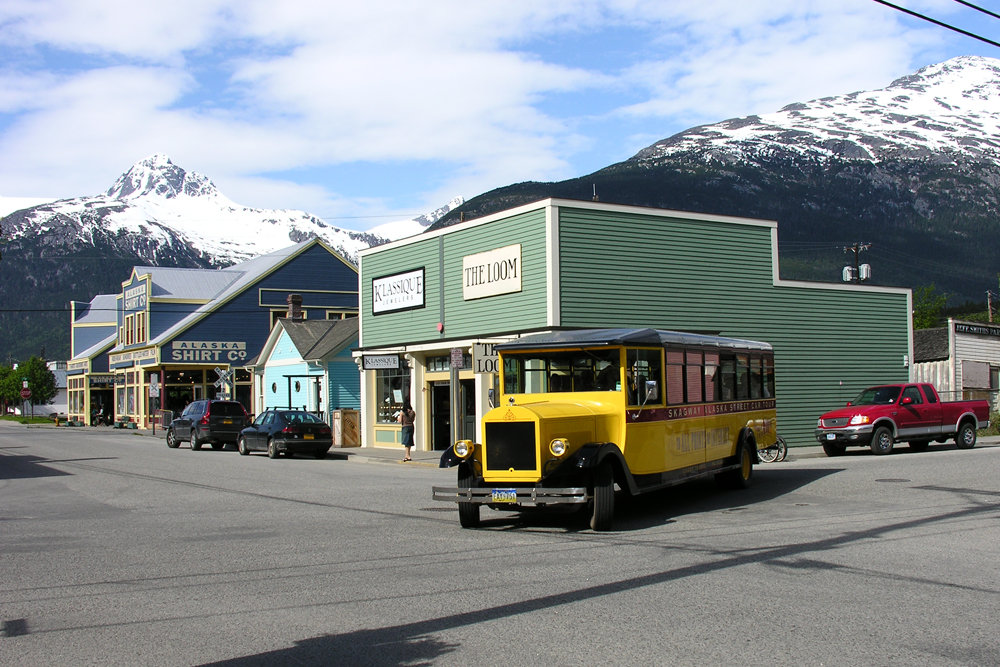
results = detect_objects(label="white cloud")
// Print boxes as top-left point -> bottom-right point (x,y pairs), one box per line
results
0,0 -> 986,227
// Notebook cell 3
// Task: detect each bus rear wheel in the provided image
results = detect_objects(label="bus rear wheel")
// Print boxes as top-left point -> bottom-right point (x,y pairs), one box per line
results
719,438 -> 753,489
589,460 -> 615,531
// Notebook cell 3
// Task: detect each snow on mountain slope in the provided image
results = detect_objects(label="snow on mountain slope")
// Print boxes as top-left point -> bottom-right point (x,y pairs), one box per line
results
637,56 -> 1000,165
3,154 -> 461,265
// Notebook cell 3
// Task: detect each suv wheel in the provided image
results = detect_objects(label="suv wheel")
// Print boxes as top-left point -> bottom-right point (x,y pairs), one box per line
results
166,429 -> 180,449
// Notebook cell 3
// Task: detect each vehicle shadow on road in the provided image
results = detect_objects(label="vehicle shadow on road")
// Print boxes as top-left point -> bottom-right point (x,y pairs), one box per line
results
0,452 -> 79,480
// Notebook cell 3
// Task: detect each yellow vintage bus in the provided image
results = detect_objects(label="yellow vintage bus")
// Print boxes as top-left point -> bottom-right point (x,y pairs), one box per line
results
432,328 -> 777,530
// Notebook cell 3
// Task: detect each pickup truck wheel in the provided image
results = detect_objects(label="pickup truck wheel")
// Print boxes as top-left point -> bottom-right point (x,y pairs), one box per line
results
870,426 -> 894,455
955,422 -> 977,449
908,440 -> 930,452
589,460 -> 615,531
457,464 -> 480,528
822,442 -> 846,457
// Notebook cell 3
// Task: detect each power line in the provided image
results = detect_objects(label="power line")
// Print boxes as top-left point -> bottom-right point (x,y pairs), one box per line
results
952,0 -> 1000,22
873,0 -> 1000,48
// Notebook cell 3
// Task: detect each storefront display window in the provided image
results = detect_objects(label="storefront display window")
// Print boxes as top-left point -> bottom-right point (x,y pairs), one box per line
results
376,364 -> 410,424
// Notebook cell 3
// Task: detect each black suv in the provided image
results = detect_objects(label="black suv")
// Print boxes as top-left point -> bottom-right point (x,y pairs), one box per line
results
166,400 -> 249,450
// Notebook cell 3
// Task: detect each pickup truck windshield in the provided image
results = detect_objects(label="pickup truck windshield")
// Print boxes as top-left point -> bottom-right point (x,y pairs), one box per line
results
852,386 -> 901,405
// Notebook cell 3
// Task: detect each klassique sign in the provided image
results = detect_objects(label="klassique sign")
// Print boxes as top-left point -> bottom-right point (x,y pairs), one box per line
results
462,244 -> 522,300
372,268 -> 425,314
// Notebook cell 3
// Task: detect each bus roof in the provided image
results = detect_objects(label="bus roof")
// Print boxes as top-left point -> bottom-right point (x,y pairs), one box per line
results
494,328 -> 772,352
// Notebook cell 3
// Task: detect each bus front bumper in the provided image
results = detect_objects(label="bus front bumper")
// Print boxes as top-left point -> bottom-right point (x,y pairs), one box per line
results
432,485 -> 588,507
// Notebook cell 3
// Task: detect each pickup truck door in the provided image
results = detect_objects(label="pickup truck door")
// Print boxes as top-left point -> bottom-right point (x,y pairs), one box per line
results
918,384 -> 945,436
896,385 -> 938,439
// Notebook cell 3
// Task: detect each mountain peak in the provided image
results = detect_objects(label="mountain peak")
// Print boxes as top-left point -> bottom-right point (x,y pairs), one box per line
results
635,55 -> 1000,166
106,154 -> 219,200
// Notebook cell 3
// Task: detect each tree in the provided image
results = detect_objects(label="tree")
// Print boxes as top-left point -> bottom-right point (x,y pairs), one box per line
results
912,284 -> 947,329
0,356 -> 57,409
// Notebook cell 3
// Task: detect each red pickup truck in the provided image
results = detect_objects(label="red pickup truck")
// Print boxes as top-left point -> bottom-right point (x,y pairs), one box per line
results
815,383 -> 990,456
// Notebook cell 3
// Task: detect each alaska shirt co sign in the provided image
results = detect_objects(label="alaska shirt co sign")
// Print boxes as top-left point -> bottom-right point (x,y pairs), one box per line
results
372,268 -> 425,314
462,244 -> 521,301
170,341 -> 248,363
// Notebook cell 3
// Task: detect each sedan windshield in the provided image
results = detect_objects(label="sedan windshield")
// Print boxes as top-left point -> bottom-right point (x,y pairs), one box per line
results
852,386 -> 901,405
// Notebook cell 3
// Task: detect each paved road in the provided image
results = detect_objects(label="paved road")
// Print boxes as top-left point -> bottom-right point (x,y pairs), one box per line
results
2,423 -> 999,665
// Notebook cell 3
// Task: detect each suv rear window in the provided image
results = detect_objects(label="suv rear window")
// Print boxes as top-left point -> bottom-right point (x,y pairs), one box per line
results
210,402 -> 246,416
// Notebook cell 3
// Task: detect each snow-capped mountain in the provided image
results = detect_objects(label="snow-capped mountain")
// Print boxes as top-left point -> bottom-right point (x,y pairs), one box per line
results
3,154 -> 460,267
636,55 -> 1000,166
435,56 -> 1000,307
0,155 -> 461,361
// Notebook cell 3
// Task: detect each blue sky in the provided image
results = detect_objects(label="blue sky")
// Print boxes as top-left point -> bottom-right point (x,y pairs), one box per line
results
1,0 -> 999,230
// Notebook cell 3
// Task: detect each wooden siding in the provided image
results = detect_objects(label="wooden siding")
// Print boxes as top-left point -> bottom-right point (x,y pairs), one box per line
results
162,244 -> 358,366
328,349 -> 361,410
360,209 -> 549,347
557,206 -> 910,448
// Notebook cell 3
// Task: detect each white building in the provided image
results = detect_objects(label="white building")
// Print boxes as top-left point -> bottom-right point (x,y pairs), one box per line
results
913,319 -> 1000,409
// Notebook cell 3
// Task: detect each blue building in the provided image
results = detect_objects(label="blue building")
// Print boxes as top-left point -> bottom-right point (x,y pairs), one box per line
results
254,317 -> 361,442
67,238 -> 358,428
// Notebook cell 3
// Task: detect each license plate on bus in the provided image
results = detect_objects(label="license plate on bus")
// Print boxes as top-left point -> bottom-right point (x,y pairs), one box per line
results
826,433 -> 835,440
304,433 -> 314,440
491,488 -> 517,503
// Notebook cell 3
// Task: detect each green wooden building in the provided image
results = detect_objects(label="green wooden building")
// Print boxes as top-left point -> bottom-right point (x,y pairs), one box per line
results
356,199 -> 911,451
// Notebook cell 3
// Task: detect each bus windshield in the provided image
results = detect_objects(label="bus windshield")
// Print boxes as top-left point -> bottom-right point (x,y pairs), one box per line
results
503,349 -> 621,394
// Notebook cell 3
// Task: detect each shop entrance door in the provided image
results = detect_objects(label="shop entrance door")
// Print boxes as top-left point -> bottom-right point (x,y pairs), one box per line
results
430,380 -> 476,450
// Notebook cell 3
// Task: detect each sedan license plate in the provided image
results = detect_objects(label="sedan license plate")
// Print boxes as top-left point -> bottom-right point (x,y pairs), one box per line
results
491,488 -> 517,503
304,433 -> 314,440
826,433 -> 836,440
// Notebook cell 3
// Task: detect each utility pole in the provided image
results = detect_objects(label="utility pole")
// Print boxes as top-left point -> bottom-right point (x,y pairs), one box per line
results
842,242 -> 872,283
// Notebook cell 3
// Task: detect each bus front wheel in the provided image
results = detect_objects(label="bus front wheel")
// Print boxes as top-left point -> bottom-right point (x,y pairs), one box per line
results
589,460 -> 615,531
457,464 -> 480,528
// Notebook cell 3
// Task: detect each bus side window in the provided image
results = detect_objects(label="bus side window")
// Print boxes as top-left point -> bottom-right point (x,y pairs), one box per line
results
627,348 -> 663,406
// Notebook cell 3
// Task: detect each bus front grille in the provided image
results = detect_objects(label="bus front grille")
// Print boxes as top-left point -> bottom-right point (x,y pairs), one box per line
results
485,422 -> 537,471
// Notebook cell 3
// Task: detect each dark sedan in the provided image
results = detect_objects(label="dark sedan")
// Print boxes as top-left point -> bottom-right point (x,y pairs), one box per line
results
237,409 -> 333,459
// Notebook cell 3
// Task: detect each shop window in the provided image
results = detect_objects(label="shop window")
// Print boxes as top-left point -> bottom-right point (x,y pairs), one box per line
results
427,354 -> 471,372
375,365 -> 410,424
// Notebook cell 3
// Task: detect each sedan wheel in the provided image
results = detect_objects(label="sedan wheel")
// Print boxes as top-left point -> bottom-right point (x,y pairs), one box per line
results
238,437 -> 249,456
267,439 -> 278,459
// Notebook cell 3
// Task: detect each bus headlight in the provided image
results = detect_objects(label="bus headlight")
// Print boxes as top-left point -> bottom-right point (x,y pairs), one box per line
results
454,440 -> 474,458
549,438 -> 569,457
